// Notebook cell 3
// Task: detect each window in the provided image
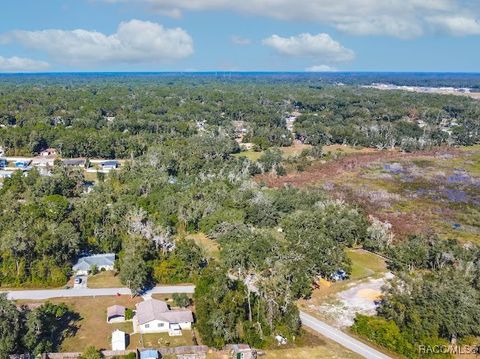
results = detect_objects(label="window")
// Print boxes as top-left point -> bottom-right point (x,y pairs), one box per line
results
158,323 -> 164,328
145,324 -> 150,328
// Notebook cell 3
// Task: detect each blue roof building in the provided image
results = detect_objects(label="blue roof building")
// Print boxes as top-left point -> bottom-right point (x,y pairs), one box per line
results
139,349 -> 159,359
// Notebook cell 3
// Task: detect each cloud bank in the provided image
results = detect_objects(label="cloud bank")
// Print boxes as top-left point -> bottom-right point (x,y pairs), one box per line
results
106,0 -> 480,38
263,33 -> 354,63
1,20 -> 194,66
0,56 -> 49,72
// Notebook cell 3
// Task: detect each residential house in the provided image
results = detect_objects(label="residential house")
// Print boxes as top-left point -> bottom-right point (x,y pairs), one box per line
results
111,329 -> 126,351
133,299 -> 193,336
63,158 -> 86,167
31,156 -> 56,168
72,253 -> 115,275
40,148 -> 58,157
101,160 -> 120,170
107,305 -> 126,323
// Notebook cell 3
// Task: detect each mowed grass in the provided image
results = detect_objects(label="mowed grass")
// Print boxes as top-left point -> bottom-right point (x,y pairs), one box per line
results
346,249 -> 387,280
264,329 -> 361,358
205,328 -> 361,359
17,295 -> 142,351
131,332 -> 194,349
263,346 -> 361,359
87,271 -> 123,288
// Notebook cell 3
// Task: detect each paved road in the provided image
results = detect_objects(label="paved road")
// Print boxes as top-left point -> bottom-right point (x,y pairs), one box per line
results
300,311 -> 392,359
1,285 -> 195,300
2,285 -> 390,358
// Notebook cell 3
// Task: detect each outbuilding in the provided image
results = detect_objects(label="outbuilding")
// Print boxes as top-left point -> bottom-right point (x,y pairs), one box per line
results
111,329 -> 126,351
107,305 -> 126,323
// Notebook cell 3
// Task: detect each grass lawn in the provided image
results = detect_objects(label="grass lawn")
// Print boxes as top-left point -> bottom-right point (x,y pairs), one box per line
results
131,331 -> 194,348
87,271 -> 123,288
346,249 -> 387,280
263,346 -> 361,359
233,150 -> 263,161
186,232 -> 220,260
83,171 -> 98,182
17,295 -> 142,351
206,329 -> 361,359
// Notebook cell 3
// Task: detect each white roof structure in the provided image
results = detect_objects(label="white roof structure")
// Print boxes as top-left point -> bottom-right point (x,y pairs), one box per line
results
135,299 -> 193,325
111,329 -> 126,350
72,253 -> 115,272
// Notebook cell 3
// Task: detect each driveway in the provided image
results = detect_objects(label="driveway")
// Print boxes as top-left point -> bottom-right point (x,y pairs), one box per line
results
1,285 -> 195,300
73,275 -> 88,289
299,311 -> 392,359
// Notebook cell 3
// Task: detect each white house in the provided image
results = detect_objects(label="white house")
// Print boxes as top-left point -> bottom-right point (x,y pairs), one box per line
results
72,253 -> 115,275
111,329 -> 126,351
40,148 -> 58,157
133,299 -> 193,336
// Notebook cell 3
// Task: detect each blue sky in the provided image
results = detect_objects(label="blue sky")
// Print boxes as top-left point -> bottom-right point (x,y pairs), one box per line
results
0,0 -> 479,72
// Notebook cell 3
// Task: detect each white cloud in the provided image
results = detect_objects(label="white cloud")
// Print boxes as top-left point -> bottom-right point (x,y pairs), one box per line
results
105,0 -> 480,38
1,20 -> 193,66
0,56 -> 49,72
231,35 -> 252,45
305,65 -> 336,72
263,33 -> 354,63
427,16 -> 480,35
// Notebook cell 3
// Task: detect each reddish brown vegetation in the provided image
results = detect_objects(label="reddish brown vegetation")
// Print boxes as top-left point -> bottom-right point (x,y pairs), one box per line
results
256,147 -> 462,239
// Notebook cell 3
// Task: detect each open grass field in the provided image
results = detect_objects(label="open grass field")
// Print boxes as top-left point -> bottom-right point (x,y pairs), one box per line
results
347,249 -> 388,280
185,232 -> 220,260
205,328 -> 361,359
17,295 -> 142,351
233,150 -> 263,161
87,271 -> 123,288
258,146 -> 480,243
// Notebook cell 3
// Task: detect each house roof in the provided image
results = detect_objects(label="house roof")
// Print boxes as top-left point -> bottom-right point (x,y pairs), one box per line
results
101,160 -> 119,166
63,159 -> 85,166
72,253 -> 115,271
135,299 -> 193,325
112,329 -> 125,341
32,156 -> 56,165
107,305 -> 125,319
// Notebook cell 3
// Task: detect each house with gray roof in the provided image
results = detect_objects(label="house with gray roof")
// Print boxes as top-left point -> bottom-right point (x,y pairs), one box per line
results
107,305 -> 126,323
62,158 -> 86,167
133,299 -> 193,336
72,253 -> 115,275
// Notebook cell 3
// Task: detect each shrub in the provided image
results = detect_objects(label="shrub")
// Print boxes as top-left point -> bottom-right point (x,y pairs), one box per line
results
172,293 -> 191,308
351,314 -> 415,357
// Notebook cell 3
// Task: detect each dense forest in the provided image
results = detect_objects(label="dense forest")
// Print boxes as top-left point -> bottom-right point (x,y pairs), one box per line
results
0,75 -> 479,157
0,74 -> 479,357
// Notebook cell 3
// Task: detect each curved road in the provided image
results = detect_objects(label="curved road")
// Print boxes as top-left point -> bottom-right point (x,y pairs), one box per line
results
300,311 -> 392,359
2,285 -> 391,358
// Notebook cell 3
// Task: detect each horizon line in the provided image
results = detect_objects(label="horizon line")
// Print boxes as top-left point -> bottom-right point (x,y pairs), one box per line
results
1,70 -> 480,75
